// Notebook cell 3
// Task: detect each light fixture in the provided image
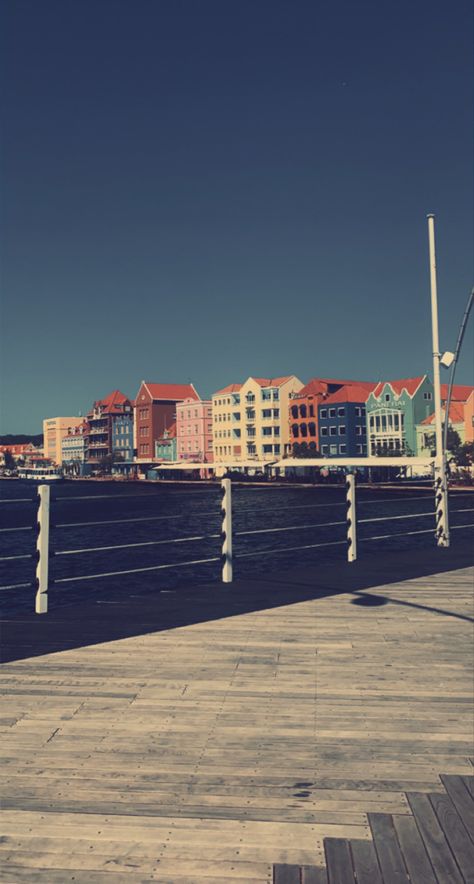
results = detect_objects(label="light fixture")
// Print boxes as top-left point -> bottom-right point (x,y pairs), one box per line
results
440,351 -> 455,368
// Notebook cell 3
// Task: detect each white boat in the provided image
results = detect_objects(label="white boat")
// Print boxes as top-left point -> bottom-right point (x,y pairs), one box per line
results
17,464 -> 63,481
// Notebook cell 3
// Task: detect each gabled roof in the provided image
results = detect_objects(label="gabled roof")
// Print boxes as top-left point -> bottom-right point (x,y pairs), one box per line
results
295,378 -> 375,398
321,384 -> 377,404
142,382 -> 199,402
440,384 -> 474,403
252,376 -> 294,388
213,383 -> 243,396
420,402 -> 465,426
91,390 -> 132,415
371,377 -> 426,399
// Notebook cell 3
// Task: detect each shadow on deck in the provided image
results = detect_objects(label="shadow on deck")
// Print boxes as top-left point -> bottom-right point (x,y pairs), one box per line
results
1,540 -> 473,664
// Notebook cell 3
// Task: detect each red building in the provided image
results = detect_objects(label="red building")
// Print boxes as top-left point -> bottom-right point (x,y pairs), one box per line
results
134,382 -> 199,463
289,378 -> 375,454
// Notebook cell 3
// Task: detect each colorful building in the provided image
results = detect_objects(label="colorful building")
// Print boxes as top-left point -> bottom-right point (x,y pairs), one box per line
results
43,416 -> 83,465
176,398 -> 213,463
111,408 -> 135,474
416,402 -> 465,458
155,424 -> 178,462
441,384 -> 474,444
0,443 -> 41,463
84,390 -> 133,470
464,390 -> 474,443
318,385 -> 375,458
366,376 -> 434,456
61,421 -> 88,475
289,378 -> 375,455
212,376 -> 303,464
134,382 -> 199,464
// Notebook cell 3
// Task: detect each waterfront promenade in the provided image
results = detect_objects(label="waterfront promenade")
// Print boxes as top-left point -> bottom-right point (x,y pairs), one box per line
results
0,544 -> 473,882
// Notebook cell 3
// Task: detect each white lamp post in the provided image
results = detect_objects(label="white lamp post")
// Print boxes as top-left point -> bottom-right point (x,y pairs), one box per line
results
427,214 -> 449,547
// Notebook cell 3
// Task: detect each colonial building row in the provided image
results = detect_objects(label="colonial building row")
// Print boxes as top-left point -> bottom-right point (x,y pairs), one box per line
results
42,376 -> 474,474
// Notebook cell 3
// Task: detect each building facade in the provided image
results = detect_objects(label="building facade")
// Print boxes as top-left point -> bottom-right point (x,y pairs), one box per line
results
176,398 -> 213,462
61,421 -> 88,475
318,386 -> 373,458
366,376 -> 434,456
155,425 -> 178,462
111,410 -> 134,473
43,416 -> 83,465
289,378 -> 375,456
416,402 -> 465,458
212,376 -> 303,464
84,391 -> 133,470
134,382 -> 199,464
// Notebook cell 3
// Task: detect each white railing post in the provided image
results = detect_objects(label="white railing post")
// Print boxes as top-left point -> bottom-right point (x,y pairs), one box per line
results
35,484 -> 50,613
346,473 -> 357,562
221,478 -> 233,583
434,470 -> 449,547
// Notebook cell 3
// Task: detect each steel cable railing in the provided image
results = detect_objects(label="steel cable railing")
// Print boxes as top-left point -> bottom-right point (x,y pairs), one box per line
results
1,481 -> 473,611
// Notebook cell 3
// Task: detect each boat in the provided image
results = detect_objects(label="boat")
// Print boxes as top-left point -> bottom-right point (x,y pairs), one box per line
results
17,464 -> 63,482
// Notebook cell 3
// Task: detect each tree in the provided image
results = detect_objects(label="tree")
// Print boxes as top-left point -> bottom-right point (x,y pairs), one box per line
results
452,441 -> 474,468
425,427 -> 462,457
293,442 -> 321,458
2,450 -> 16,470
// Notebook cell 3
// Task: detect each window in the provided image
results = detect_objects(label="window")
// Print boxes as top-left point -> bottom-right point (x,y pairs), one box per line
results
385,394 -> 390,402
291,405 -> 298,419
274,427 -> 280,436
273,391 -> 279,401
300,423 -> 307,437
339,444 -> 347,454
299,404 -> 307,418
292,424 -> 299,438
273,409 -> 279,418
274,444 -> 280,453
328,408 -> 336,418
320,426 -> 328,436
262,390 -> 272,400
321,444 -> 328,455
330,444 -> 337,454
263,444 -> 273,453
329,426 -> 337,436
356,444 -> 363,453
339,425 -> 346,435
338,407 -> 345,417
355,407 -> 361,417
424,392 -> 433,400
309,404 -> 314,417
308,422 -> 316,437
263,427 -> 272,436
355,425 -> 362,435
320,409 -> 327,419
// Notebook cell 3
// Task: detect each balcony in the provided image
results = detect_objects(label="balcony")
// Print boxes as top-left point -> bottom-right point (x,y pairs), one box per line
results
89,427 -> 108,435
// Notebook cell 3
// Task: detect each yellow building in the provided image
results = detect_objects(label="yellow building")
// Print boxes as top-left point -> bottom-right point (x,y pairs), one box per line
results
43,416 -> 83,465
212,376 -> 303,465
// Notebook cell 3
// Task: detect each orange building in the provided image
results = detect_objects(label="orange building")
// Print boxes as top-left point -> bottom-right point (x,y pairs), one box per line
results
289,378 -> 375,454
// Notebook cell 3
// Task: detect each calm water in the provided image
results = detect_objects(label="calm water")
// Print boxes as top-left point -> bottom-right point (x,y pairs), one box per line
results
1,479 -> 473,613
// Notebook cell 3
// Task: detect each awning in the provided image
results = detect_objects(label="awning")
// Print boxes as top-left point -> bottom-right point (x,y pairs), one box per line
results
150,462 -> 215,470
273,456 -> 435,468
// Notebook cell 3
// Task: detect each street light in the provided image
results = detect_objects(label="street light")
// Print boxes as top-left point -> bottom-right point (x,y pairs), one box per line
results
427,214 -> 449,546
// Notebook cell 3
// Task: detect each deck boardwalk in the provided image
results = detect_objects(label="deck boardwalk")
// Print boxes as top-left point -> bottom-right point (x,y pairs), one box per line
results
0,547 -> 473,882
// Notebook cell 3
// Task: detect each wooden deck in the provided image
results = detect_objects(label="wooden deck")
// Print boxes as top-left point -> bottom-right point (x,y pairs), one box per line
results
0,548 -> 473,882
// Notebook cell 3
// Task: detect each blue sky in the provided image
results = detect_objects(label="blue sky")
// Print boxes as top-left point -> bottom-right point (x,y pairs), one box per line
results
1,0 -> 473,433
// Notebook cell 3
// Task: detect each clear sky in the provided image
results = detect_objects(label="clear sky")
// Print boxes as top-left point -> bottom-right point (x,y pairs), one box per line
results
1,0 -> 473,433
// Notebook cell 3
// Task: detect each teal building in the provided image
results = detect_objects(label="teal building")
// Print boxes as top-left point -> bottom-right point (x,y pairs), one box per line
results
366,376 -> 434,456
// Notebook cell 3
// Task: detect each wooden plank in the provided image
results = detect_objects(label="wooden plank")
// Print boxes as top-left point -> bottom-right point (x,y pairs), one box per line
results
273,865 -> 301,884
301,868 -> 327,884
323,838 -> 354,884
406,792 -> 464,884
428,790 -> 474,881
368,813 -> 409,884
349,839 -> 383,884
440,774 -> 474,836
392,814 -> 437,884
462,775 -> 474,798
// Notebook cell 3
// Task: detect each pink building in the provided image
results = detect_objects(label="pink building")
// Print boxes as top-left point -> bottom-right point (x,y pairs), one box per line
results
176,397 -> 213,463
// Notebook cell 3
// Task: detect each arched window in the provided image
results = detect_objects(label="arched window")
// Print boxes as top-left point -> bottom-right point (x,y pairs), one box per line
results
299,404 -> 307,418
291,405 -> 298,419
300,423 -> 307,438
308,422 -> 316,437
292,423 -> 299,438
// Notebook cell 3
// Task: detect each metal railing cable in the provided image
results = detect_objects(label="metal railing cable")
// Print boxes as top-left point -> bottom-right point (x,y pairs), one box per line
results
1,480 -> 473,608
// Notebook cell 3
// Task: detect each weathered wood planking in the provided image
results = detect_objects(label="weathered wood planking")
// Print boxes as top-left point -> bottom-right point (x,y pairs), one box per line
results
1,562 -> 473,881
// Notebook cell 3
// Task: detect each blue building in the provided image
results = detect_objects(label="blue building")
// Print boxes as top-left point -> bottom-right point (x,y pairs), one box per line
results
111,409 -> 134,474
318,385 -> 372,457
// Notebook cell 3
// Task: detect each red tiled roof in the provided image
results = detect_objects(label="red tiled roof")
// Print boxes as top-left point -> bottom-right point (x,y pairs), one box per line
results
440,384 -> 474,402
252,376 -> 293,388
143,382 -> 199,402
372,377 -> 426,398
213,383 -> 243,395
322,384 -> 377,404
295,378 -> 375,398
420,402 -> 465,426
91,390 -> 132,415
